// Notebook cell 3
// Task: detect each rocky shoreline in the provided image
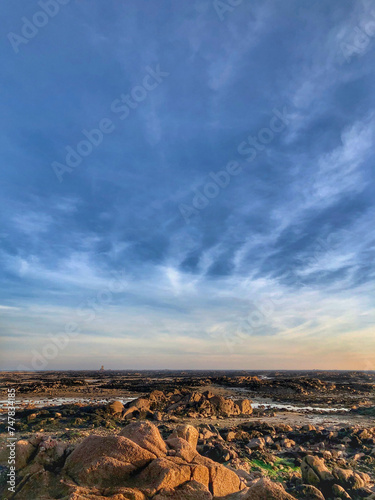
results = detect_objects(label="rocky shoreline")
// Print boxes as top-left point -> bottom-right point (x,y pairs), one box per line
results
1,370 -> 373,408
0,371 -> 374,499
1,417 -> 375,499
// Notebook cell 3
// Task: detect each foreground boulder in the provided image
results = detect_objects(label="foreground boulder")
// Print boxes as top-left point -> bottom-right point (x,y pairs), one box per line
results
223,478 -> 297,499
67,485 -> 146,499
166,436 -> 199,462
63,434 -> 156,487
130,457 -> 192,496
13,470 -> 71,500
192,454 -> 245,497
152,480 -> 212,499
9,421 -> 252,499
169,424 -> 199,450
119,420 -> 167,457
244,477 -> 298,499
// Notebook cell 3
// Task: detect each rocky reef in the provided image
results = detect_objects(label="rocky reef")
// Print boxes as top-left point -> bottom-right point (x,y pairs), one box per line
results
3,421 -> 295,500
1,371 -> 374,499
121,389 -> 253,420
2,418 -> 375,499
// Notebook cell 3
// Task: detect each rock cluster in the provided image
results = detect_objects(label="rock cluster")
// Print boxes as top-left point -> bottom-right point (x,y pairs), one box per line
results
212,374 -> 374,408
123,390 -> 253,420
2,418 -> 375,499
3,370 -> 373,412
8,421 -> 297,500
301,455 -> 373,499
203,421 -> 375,500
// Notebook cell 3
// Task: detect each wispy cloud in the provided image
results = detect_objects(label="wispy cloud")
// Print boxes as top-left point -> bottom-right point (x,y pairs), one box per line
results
1,0 -> 374,369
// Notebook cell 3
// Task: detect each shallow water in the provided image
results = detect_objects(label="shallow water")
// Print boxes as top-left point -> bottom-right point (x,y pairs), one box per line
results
0,390 -> 351,416
250,399 -> 350,412
0,396 -> 136,411
227,387 -> 350,412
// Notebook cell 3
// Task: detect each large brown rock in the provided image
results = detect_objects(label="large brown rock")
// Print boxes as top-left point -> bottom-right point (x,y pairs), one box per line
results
246,437 -> 265,451
132,398 -> 152,411
333,467 -> 370,491
235,399 -> 253,415
244,477 -> 298,499
152,480 -> 212,499
68,486 -> 146,499
15,439 -> 36,470
123,406 -> 140,419
166,437 -> 198,462
170,424 -> 199,450
332,484 -> 351,499
9,470 -> 70,500
119,421 -> 167,457
63,434 -> 156,487
107,400 -> 124,415
209,395 -> 240,417
211,463 -> 245,497
193,455 -> 245,497
295,484 -> 325,500
301,455 -> 334,487
131,457 -> 191,496
190,463 -> 210,490
149,390 -> 167,404
226,478 -> 297,499
104,487 -> 146,500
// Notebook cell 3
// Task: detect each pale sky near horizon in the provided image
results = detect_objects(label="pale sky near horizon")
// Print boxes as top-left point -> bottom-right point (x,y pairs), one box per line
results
1,0 -> 374,371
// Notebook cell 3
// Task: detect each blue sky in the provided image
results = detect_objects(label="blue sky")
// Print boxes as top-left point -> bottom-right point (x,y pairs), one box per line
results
1,0 -> 374,370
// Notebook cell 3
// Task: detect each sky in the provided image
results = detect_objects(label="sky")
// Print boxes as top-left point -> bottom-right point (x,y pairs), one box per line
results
0,0 -> 374,371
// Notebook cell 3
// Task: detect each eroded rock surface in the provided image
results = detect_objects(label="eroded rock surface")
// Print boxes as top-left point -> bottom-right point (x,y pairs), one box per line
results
123,390 -> 253,420
3,417 -> 375,500
6,421 -> 251,500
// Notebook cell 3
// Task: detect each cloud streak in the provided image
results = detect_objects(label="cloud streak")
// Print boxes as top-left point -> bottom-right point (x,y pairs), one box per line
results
1,0 -> 374,369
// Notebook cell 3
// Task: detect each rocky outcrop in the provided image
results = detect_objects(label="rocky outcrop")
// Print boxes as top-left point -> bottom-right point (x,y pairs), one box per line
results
216,478 -> 297,499
15,439 -> 36,470
169,424 -> 199,449
131,457 -> 192,496
124,390 -> 253,419
165,437 -> 198,462
301,455 -> 374,500
301,455 -> 334,487
333,466 -> 371,491
242,477 -> 298,499
7,419 -> 375,500
8,421 -> 250,500
119,421 -> 167,457
106,400 -> 124,415
295,484 -> 325,499
152,480 -> 212,499
64,434 -> 156,487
